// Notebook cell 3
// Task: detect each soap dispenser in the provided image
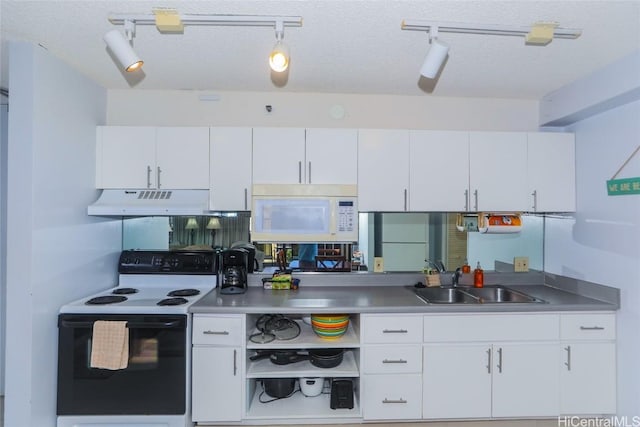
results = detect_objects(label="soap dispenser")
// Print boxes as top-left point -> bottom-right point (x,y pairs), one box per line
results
461,259 -> 471,274
473,262 -> 484,288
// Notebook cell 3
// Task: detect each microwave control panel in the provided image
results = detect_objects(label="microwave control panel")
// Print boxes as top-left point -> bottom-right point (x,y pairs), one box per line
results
337,199 -> 357,234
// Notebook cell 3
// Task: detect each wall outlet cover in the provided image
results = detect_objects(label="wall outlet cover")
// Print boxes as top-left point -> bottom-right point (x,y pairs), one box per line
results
514,256 -> 529,272
374,257 -> 384,273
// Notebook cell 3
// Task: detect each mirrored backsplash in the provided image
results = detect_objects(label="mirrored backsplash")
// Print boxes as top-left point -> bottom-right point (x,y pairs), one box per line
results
122,212 -> 543,272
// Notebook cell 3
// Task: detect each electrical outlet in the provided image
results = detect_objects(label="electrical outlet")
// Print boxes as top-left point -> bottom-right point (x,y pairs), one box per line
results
374,257 -> 384,273
514,256 -> 529,272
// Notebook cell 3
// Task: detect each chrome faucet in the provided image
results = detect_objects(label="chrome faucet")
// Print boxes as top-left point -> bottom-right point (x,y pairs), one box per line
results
451,267 -> 463,287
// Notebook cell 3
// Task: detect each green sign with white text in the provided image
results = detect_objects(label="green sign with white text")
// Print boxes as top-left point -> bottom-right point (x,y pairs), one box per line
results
607,177 -> 640,196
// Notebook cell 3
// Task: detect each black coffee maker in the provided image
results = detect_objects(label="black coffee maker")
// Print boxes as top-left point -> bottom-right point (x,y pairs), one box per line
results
218,248 -> 248,294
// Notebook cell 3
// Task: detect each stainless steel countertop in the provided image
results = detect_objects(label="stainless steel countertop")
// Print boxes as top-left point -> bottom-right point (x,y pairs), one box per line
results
190,284 -> 619,314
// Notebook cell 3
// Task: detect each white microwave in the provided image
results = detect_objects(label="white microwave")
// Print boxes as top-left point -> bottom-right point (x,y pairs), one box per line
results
251,184 -> 358,243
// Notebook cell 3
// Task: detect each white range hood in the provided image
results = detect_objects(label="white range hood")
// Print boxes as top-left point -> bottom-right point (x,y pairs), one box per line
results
88,189 -> 210,216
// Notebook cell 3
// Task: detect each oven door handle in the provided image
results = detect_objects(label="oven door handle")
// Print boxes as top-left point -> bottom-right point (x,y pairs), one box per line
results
60,320 -> 183,329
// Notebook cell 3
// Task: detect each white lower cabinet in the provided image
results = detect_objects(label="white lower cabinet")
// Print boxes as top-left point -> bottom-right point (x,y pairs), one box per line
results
191,314 -> 244,423
559,313 -> 617,415
362,374 -> 422,420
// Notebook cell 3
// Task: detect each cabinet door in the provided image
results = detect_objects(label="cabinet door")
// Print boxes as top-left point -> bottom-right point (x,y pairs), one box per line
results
492,343 -> 559,417
156,127 -> 209,189
423,344 -> 492,419
305,128 -> 358,184
96,126 -> 156,189
560,342 -> 616,415
210,127 -> 252,210
358,129 -> 410,211
527,132 -> 576,212
469,132 -> 528,212
192,346 -> 242,422
409,131 -> 470,211
252,127 -> 305,184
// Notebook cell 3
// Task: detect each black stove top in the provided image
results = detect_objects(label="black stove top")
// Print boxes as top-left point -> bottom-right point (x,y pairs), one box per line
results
86,295 -> 128,305
157,297 -> 189,306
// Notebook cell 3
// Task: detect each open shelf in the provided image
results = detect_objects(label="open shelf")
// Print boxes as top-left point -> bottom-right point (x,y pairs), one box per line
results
247,349 -> 359,378
245,380 -> 361,420
246,319 -> 360,350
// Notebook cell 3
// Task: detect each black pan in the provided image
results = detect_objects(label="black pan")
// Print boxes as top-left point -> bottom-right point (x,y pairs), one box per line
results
249,348 -> 344,368
309,348 -> 344,368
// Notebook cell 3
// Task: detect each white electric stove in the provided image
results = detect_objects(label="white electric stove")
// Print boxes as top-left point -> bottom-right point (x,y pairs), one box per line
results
57,250 -> 217,427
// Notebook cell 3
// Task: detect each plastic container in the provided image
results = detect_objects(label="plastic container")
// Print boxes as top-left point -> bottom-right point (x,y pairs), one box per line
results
473,262 -> 484,288
461,259 -> 471,274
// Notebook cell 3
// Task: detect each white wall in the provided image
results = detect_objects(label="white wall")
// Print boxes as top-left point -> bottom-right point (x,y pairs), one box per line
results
545,99 -> 640,416
107,89 -> 540,131
5,42 -> 120,427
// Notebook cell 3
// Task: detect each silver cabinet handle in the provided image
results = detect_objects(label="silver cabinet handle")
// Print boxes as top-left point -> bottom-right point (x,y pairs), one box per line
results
473,189 -> 479,211
146,165 -> 152,188
244,188 -> 248,210
382,359 -> 408,364
580,326 -> 605,331
497,347 -> 503,373
464,189 -> 469,211
486,348 -> 492,374
298,161 -> 302,183
382,329 -> 408,334
203,330 -> 229,335
531,189 -> 538,211
308,161 -> 312,183
404,189 -> 408,211
157,166 -> 162,189
233,349 -> 238,376
382,398 -> 407,404
564,345 -> 571,371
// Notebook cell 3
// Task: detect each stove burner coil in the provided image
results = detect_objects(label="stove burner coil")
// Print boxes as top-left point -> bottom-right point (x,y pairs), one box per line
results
112,288 -> 138,295
167,289 -> 201,297
157,297 -> 189,306
85,295 -> 128,305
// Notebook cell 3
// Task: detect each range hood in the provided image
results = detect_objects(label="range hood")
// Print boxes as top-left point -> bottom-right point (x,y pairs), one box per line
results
88,189 -> 210,216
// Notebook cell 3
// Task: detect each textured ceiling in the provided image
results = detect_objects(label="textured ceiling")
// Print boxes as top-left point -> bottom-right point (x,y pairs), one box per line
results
1,0 -> 639,99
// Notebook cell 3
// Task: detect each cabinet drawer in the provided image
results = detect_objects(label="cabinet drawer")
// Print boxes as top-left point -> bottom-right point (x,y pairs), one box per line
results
363,345 -> 422,374
193,315 -> 243,345
362,374 -> 422,420
362,315 -> 423,343
560,313 -> 615,340
424,313 -> 559,342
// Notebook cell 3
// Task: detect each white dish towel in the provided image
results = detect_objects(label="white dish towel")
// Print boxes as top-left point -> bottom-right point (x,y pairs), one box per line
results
90,320 -> 129,370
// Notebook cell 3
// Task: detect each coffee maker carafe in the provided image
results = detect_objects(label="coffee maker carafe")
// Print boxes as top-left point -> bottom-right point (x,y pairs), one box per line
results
219,249 -> 248,294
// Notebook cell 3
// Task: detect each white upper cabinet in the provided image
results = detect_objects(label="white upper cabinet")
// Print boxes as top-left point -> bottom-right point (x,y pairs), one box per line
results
305,128 -> 358,184
209,127 -> 252,211
96,126 -> 209,190
252,127 -> 306,184
527,132 -> 576,212
252,127 -> 357,185
358,129 -> 410,211
409,130 -> 470,211
469,132 -> 529,212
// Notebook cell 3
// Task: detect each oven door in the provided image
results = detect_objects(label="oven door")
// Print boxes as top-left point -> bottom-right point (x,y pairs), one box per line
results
57,314 -> 187,416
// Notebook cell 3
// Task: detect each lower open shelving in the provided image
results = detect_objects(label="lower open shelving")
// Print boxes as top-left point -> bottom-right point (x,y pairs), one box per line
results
245,379 -> 361,420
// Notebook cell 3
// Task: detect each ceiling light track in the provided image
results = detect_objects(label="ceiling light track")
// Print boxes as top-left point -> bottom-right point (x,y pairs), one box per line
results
108,13 -> 303,29
401,20 -> 581,39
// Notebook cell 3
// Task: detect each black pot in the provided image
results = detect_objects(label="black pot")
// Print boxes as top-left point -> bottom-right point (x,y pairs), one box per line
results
250,350 -> 307,365
263,378 -> 296,398
309,348 -> 344,368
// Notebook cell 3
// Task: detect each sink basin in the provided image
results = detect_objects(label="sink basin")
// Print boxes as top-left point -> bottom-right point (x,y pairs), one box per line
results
463,286 -> 545,304
414,287 -> 479,304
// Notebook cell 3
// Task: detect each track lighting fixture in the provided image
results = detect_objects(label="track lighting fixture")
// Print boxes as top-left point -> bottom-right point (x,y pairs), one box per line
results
419,26 -> 449,79
402,20 -> 581,79
269,20 -> 290,72
106,11 -> 302,77
103,19 -> 143,72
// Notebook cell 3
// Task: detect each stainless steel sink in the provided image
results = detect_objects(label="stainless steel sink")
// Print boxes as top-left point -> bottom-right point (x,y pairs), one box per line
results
413,285 -> 545,304
463,285 -> 545,303
414,287 -> 479,304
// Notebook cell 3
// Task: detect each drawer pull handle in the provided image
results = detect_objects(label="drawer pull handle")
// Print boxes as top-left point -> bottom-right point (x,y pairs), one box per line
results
382,329 -> 408,334
580,326 -> 605,331
203,330 -> 230,335
382,359 -> 407,364
382,398 -> 407,404
564,345 -> 571,371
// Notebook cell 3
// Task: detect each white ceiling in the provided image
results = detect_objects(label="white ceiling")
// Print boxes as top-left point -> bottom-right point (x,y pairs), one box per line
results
1,0 -> 639,99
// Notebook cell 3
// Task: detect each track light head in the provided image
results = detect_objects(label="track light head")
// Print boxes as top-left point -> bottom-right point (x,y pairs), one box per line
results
420,27 -> 448,79
269,40 -> 290,72
103,24 -> 143,72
